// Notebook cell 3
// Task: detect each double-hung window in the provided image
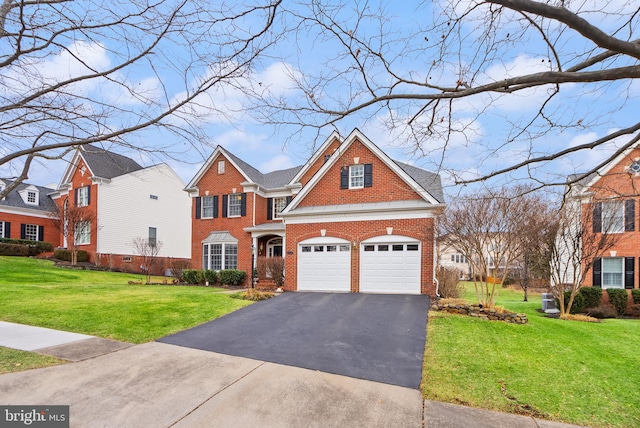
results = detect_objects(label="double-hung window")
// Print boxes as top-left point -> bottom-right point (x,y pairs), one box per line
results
273,197 -> 287,219
0,221 -> 5,238
74,221 -> 90,245
202,196 -> 215,218
602,258 -> 623,288
228,193 -> 242,217
149,227 -> 157,247
349,165 -> 364,188
602,201 -> 624,233
77,186 -> 89,207
24,224 -> 39,241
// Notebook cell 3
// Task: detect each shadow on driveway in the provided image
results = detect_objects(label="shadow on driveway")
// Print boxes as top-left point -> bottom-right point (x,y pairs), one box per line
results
158,292 -> 430,388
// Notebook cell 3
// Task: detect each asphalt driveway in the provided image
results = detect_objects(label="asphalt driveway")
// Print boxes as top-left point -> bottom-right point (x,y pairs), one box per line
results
158,292 -> 430,389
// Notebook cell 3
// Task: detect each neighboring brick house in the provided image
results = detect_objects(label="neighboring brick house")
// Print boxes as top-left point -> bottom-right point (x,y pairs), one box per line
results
49,144 -> 191,273
0,179 -> 60,245
186,128 -> 445,295
565,145 -> 640,290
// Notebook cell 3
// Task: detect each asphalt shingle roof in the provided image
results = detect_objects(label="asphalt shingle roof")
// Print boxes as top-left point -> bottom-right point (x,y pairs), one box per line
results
0,180 -> 58,213
81,144 -> 143,179
394,161 -> 445,203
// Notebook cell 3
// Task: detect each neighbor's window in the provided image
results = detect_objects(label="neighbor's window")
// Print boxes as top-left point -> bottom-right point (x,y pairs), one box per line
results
202,195 -> 215,218
74,221 -> 90,245
273,197 -> 287,219
149,227 -> 157,247
77,186 -> 89,207
228,193 -> 242,217
349,165 -> 364,188
602,257 -> 623,288
218,160 -> 225,174
601,201 -> 625,233
202,243 -> 237,270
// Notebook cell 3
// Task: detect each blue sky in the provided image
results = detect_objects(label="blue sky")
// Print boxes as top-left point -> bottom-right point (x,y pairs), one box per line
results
3,0 -> 639,198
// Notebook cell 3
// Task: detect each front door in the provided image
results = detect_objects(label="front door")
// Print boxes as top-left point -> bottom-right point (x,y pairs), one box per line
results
267,237 -> 283,258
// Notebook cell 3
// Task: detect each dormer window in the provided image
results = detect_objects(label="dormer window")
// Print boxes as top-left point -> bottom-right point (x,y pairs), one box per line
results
18,185 -> 39,205
27,191 -> 37,204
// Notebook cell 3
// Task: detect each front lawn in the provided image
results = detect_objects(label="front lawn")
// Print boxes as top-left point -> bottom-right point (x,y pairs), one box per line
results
0,347 -> 65,375
0,257 -> 252,343
423,283 -> 640,428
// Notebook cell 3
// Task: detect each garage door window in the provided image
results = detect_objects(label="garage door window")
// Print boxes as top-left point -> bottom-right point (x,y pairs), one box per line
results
314,245 -> 324,252
378,245 -> 388,251
327,245 -> 337,252
364,245 -> 374,251
407,244 -> 419,251
393,244 -> 404,251
301,246 -> 311,252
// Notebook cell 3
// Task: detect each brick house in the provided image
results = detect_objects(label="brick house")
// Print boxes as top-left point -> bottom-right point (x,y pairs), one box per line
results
0,179 -> 60,245
185,129 -> 445,295
49,144 -> 191,273
566,145 -> 640,290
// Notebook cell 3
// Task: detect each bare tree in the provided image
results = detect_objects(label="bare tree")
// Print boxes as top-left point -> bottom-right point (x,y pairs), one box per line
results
0,0 -> 282,199
57,203 -> 96,266
549,192 -> 621,315
251,0 -> 640,187
132,237 -> 163,284
440,186 -> 543,307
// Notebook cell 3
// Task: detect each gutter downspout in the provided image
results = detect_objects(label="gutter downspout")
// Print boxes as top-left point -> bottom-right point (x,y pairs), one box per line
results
434,239 -> 440,298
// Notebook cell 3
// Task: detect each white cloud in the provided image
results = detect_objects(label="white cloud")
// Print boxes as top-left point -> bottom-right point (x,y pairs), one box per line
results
259,154 -> 295,173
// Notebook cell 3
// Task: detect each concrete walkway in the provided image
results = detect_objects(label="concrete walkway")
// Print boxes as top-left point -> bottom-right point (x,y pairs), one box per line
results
0,322 -> 587,428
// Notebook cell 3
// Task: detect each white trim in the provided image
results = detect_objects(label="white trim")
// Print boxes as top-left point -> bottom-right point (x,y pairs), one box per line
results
361,235 -> 419,244
288,130 -> 343,185
581,141 -> 640,192
185,147 -> 254,191
299,236 -> 350,245
284,209 -> 438,224
0,205 -> 57,219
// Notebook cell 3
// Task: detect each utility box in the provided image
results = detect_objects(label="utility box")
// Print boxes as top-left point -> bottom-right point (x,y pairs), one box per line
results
542,293 -> 557,311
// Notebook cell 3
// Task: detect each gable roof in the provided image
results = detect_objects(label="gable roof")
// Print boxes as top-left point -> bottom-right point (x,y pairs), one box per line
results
80,144 -> 144,179
574,141 -> 640,193
0,180 -> 58,213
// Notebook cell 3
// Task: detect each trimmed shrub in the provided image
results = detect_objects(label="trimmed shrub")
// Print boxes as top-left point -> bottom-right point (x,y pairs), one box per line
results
53,249 -> 89,263
182,269 -> 203,285
587,304 -> 618,319
219,269 -> 246,286
558,291 -> 585,314
203,269 -> 218,285
607,289 -> 628,316
0,238 -> 53,255
436,267 -> 464,298
0,243 -> 30,256
624,304 -> 640,318
579,287 -> 602,309
631,289 -> 640,304
169,259 -> 191,281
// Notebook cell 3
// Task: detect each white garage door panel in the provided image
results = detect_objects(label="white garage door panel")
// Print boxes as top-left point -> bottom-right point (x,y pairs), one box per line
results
298,243 -> 351,292
360,241 -> 421,294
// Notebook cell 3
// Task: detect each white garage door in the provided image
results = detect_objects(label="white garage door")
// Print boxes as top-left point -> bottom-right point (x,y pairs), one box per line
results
297,237 -> 351,292
360,236 -> 421,294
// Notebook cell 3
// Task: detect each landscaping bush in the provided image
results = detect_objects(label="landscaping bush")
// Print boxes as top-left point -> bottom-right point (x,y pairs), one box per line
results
624,304 -> 640,318
436,267 -> 464,298
265,257 -> 285,287
0,238 -> 53,255
53,249 -> 89,263
219,269 -> 246,286
587,304 -> 618,319
0,243 -> 29,256
169,259 -> 191,281
631,289 -> 640,304
558,291 -> 585,314
579,287 -> 602,309
182,269 -> 203,285
237,289 -> 274,301
203,269 -> 218,285
607,289 -> 628,316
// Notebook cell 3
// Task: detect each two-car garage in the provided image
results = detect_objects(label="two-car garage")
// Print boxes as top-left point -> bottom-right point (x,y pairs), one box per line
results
297,235 -> 422,294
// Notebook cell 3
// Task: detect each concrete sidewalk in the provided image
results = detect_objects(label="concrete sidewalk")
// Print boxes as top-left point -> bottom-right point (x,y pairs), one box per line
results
0,322 -> 586,427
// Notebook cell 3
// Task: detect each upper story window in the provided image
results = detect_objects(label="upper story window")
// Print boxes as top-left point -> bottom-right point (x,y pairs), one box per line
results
76,186 -> 90,207
18,186 -> 39,205
273,197 -> 287,219
340,164 -> 373,190
149,227 -> 157,247
594,199 -> 634,234
202,196 -> 215,218
451,253 -> 467,264
27,191 -> 37,204
218,160 -> 225,174
227,193 -> 242,217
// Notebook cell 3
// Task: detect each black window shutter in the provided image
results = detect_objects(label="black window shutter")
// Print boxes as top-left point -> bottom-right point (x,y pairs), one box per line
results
340,167 -> 348,189
213,196 -> 219,219
625,257 -> 634,289
74,188 -> 78,206
267,198 -> 273,220
241,193 -> 247,217
286,196 -> 292,205
38,226 -> 44,241
592,202 -> 602,233
592,258 -> 602,287
20,224 -> 26,240
222,195 -> 228,218
86,186 -> 90,205
364,164 -> 373,188
4,222 -> 10,238
625,200 -> 635,231
195,197 -> 201,219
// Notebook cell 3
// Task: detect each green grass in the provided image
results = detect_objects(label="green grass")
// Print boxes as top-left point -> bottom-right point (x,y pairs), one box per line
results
0,257 -> 252,344
423,283 -> 640,428
0,347 -> 66,375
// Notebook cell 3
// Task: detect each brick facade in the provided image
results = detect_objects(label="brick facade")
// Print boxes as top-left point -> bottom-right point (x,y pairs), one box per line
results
0,211 -> 59,245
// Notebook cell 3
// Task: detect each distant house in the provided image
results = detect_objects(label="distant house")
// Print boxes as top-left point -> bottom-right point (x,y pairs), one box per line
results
186,128 -> 445,295
0,179 -> 59,245
49,144 -> 191,273
561,145 -> 640,290
437,240 -> 471,280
